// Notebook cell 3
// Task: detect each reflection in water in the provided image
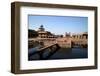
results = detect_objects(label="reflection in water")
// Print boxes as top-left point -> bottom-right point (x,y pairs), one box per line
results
49,48 -> 88,59
28,45 -> 42,56
28,47 -> 88,60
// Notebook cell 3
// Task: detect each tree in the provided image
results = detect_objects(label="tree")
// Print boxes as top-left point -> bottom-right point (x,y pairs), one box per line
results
28,29 -> 38,38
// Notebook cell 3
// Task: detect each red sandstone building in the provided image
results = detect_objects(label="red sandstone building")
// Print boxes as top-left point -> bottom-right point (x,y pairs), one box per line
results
29,25 -> 88,48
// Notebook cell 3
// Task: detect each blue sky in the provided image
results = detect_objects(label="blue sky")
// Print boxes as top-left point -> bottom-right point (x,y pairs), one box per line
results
28,15 -> 88,35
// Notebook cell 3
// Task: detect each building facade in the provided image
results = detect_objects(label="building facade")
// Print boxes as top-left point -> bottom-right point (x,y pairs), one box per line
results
71,32 -> 88,48
29,25 -> 88,48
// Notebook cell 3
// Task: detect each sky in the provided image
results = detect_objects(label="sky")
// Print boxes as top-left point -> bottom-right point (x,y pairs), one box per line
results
28,15 -> 88,35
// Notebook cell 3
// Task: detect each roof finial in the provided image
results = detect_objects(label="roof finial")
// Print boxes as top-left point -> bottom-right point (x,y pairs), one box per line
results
40,25 -> 43,28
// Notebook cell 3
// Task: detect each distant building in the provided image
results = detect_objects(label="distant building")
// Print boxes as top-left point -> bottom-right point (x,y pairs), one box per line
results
56,37 -> 72,48
71,32 -> 88,48
65,32 -> 71,37
28,25 -> 88,48
37,25 -> 56,38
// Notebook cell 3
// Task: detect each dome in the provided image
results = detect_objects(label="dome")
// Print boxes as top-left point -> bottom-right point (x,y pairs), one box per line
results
38,25 -> 45,31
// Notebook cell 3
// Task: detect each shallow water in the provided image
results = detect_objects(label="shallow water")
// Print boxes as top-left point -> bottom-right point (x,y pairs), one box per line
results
49,48 -> 88,59
28,47 -> 88,60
